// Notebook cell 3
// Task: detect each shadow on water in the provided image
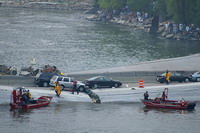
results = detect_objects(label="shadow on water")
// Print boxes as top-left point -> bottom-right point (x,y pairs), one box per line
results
142,106 -> 196,114
9,109 -> 32,122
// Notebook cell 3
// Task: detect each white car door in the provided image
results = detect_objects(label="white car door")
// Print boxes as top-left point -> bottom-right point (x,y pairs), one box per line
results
59,77 -> 70,88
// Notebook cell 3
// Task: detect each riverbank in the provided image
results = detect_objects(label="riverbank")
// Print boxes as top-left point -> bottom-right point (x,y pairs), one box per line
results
86,10 -> 200,41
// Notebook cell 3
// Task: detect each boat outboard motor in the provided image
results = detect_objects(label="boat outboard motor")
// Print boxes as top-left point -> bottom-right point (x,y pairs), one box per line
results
187,102 -> 196,110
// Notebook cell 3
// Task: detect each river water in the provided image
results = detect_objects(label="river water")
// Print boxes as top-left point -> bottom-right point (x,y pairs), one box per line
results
0,7 -> 200,73
0,86 -> 200,133
1,7 -> 200,133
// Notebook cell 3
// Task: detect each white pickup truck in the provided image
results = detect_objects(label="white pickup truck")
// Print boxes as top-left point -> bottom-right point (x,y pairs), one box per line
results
49,76 -> 86,92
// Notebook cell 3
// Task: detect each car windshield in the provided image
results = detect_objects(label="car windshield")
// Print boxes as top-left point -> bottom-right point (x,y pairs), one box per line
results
51,76 -> 57,81
174,72 -> 181,76
57,77 -> 62,81
193,71 -> 200,75
88,76 -> 103,80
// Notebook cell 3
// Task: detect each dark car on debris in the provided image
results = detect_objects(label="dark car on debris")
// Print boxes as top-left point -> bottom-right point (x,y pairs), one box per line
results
156,72 -> 190,83
34,72 -> 60,87
84,76 -> 122,89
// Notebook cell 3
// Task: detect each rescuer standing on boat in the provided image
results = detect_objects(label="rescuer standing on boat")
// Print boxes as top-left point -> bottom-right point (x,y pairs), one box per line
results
72,80 -> 78,94
144,91 -> 149,100
162,91 -> 166,101
165,70 -> 171,85
55,82 -> 61,97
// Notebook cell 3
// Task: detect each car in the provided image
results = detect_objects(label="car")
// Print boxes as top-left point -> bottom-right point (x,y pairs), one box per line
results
156,72 -> 190,83
50,75 -> 86,92
34,72 -> 60,87
84,76 -> 122,89
188,71 -> 200,82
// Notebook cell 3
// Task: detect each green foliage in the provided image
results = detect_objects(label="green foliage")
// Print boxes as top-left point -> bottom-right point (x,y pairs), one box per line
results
97,0 -> 200,26
98,0 -> 126,10
126,0 -> 151,12
166,0 -> 200,26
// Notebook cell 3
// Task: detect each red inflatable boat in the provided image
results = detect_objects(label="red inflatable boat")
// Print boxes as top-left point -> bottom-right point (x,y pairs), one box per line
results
141,88 -> 196,110
10,87 -> 52,110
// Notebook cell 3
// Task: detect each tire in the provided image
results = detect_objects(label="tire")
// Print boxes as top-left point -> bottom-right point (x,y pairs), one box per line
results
185,78 -> 189,82
79,86 -> 85,92
93,84 -> 98,89
197,78 -> 200,82
43,82 -> 49,87
114,83 -> 118,88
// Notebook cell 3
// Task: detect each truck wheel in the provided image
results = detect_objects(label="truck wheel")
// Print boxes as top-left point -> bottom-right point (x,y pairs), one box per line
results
61,85 -> 65,90
197,78 -> 200,82
79,86 -> 85,92
43,82 -> 49,87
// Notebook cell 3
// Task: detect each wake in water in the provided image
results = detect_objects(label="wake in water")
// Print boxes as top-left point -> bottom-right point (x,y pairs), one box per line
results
1,83 -> 200,105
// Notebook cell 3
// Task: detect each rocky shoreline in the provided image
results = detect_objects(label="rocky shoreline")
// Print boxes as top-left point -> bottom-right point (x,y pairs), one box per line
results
86,10 -> 200,41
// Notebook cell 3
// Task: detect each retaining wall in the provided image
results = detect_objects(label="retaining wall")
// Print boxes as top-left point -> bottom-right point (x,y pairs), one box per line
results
0,75 -> 35,87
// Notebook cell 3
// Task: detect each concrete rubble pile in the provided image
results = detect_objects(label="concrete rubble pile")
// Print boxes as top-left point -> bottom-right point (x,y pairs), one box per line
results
0,64 -> 60,76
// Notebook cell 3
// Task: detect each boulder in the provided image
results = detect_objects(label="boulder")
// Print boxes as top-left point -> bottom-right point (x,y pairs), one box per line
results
166,34 -> 174,39
157,27 -> 165,34
117,20 -> 125,25
85,15 -> 96,20
144,24 -> 152,28
175,33 -> 185,40
162,32 -> 167,37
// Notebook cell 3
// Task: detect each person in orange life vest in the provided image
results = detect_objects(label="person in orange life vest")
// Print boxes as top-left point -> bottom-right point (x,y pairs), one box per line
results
54,82 -> 61,97
165,70 -> 171,85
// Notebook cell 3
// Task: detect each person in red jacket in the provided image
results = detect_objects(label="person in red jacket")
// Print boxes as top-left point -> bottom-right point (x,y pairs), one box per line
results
144,91 -> 149,100
72,80 -> 77,94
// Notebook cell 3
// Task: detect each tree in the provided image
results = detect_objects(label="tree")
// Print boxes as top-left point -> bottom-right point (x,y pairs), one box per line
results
126,0 -> 153,13
166,0 -> 200,26
98,0 -> 126,10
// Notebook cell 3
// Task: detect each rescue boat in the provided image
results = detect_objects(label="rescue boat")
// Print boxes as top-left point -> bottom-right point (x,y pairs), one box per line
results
141,88 -> 196,110
10,87 -> 53,110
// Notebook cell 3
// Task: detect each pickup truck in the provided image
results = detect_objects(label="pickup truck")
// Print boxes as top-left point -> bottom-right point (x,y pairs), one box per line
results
49,75 -> 86,92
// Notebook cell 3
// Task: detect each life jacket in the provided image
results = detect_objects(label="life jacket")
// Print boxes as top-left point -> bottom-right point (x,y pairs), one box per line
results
27,92 -> 32,99
165,72 -> 171,80
55,85 -> 61,95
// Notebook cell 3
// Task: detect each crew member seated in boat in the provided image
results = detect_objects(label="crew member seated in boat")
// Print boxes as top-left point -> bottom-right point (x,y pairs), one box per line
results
144,91 -> 149,100
21,92 -> 28,105
26,90 -> 32,103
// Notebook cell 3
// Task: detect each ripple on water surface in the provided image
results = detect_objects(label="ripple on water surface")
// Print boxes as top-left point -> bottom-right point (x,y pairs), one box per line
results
0,8 -> 200,73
